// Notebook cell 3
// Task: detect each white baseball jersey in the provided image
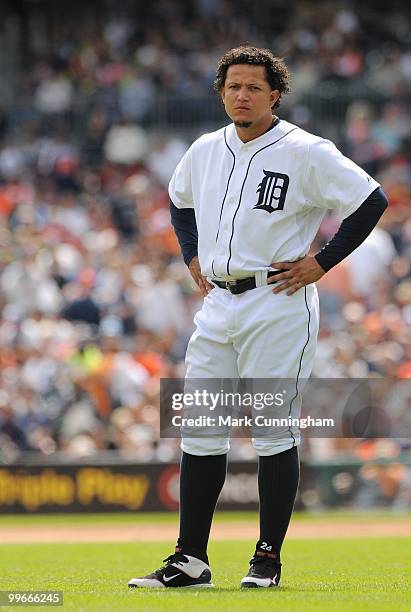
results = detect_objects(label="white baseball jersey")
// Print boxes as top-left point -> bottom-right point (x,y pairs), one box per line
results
169,119 -> 380,280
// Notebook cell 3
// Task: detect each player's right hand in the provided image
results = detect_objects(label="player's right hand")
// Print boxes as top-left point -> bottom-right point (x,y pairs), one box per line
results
188,256 -> 213,297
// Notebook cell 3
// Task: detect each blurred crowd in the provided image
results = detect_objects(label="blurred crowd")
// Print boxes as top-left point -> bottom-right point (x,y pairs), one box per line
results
0,135 -> 194,462
0,1 -> 410,509
1,0 -> 411,138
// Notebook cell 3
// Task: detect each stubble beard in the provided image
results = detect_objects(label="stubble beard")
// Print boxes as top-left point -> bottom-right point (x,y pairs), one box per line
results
234,120 -> 252,128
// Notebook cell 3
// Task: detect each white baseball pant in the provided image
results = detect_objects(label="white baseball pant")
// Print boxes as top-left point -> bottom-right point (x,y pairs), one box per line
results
182,280 -> 320,456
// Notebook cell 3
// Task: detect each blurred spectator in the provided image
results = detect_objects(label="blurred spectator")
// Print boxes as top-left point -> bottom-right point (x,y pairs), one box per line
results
345,226 -> 397,297
34,70 -> 74,116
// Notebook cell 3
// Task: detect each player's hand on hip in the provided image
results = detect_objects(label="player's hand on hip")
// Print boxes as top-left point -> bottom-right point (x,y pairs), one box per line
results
269,256 -> 325,296
188,256 -> 213,297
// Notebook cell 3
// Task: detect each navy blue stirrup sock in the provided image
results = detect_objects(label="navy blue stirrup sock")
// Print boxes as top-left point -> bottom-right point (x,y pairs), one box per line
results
177,452 -> 227,564
258,446 -> 300,556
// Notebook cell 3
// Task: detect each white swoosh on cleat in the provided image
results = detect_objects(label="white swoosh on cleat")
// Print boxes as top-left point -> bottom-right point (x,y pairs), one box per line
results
163,574 -> 181,582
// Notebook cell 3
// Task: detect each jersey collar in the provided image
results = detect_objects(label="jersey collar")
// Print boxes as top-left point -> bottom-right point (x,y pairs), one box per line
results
227,117 -> 282,153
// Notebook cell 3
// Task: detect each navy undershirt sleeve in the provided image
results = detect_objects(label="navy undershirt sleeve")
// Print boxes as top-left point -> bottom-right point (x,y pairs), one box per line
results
170,199 -> 198,266
314,187 -> 388,272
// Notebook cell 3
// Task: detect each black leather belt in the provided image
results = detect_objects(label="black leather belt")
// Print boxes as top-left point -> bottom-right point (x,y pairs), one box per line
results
212,270 -> 282,295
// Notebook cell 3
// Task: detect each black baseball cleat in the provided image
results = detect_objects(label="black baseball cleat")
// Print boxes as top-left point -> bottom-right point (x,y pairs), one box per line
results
128,552 -> 214,588
240,551 -> 281,588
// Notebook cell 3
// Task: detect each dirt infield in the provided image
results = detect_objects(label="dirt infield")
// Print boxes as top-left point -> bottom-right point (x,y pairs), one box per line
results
2,520 -> 411,543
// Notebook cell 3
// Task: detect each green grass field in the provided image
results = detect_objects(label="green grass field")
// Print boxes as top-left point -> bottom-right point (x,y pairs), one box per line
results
1,509 -> 410,525
1,513 -> 410,611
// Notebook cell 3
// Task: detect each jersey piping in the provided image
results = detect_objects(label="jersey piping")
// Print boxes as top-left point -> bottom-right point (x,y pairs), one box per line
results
211,128 -> 236,277
226,127 -> 299,275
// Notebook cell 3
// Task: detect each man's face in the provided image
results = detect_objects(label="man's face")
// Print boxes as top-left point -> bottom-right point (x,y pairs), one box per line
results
221,64 -> 279,128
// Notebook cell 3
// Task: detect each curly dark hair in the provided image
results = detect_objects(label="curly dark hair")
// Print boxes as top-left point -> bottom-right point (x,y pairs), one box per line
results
213,46 -> 290,109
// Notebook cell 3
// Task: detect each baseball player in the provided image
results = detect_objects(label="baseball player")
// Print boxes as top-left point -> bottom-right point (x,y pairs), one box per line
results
129,46 -> 387,589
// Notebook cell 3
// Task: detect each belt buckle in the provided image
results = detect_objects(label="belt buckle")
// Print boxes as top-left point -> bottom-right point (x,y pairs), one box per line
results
226,280 -> 237,293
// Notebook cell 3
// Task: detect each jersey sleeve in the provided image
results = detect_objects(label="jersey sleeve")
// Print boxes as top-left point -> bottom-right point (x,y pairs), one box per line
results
303,139 -> 380,219
168,143 -> 195,210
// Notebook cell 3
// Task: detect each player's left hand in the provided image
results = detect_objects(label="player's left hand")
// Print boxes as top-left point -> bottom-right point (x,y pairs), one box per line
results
268,256 -> 325,296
